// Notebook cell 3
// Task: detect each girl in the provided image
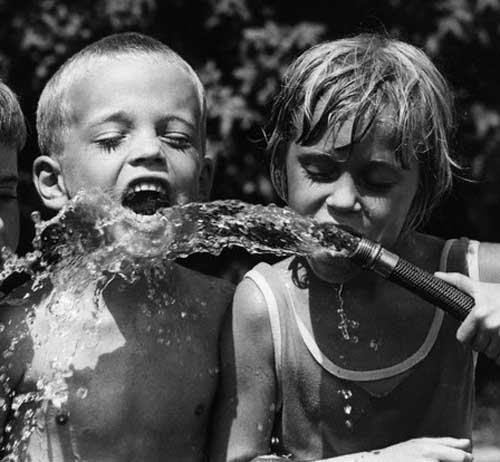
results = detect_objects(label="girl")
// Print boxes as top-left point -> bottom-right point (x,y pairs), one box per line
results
211,35 -> 500,462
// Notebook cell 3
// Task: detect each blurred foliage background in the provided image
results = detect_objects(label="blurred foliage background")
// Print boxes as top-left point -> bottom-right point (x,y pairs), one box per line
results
2,0 -> 500,437
2,0 -> 500,249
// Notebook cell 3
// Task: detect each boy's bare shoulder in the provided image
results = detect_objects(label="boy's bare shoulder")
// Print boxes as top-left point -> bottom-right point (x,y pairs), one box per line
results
0,282 -> 49,327
0,282 -> 51,386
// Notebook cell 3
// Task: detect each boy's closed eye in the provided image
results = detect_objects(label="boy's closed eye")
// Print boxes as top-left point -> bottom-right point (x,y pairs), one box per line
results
94,132 -> 127,153
159,116 -> 198,152
161,132 -> 192,151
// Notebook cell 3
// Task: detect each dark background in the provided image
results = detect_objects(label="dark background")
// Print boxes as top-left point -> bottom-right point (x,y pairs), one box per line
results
2,0 -> 500,446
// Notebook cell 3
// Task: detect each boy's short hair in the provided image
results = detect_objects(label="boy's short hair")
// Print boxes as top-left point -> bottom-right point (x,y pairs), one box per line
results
37,32 -> 206,158
0,81 -> 27,151
267,34 -> 456,231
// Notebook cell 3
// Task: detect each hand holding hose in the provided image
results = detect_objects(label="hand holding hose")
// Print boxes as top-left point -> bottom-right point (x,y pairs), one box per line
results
436,272 -> 500,364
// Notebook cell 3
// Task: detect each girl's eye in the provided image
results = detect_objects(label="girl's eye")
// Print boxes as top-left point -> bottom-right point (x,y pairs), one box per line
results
300,158 -> 340,182
363,179 -> 396,191
361,168 -> 399,191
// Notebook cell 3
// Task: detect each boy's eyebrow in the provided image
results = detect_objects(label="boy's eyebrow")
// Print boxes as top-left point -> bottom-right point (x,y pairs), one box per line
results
87,110 -> 132,128
87,112 -> 197,132
160,115 -> 197,133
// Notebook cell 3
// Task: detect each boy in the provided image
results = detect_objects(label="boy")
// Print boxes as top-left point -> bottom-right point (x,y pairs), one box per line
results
0,33 -> 233,462
0,80 -> 26,255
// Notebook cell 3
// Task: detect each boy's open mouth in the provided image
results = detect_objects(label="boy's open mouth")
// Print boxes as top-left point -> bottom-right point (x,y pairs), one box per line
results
121,180 -> 170,216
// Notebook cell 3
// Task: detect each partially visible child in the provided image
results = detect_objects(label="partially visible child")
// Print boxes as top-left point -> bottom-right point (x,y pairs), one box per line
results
0,80 -> 26,254
0,33 -> 233,462
211,35 -> 500,462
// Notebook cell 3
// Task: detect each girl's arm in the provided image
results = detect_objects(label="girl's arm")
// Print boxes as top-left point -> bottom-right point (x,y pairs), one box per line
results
246,438 -> 472,462
210,278 -> 278,462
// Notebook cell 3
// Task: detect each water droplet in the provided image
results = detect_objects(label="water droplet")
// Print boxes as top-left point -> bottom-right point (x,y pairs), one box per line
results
180,312 -> 187,318
338,389 -> 352,400
257,423 -> 264,432
345,419 -> 353,430
344,404 -> 352,415
76,387 -> 88,399
0,323 -> 5,333
55,412 -> 69,425
31,210 -> 41,224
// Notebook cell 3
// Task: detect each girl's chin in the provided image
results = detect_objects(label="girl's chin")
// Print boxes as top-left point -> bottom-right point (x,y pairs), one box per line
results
307,250 -> 361,284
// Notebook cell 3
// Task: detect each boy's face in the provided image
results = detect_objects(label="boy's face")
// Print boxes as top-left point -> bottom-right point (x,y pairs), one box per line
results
44,55 -> 210,215
0,143 -> 19,251
286,112 -> 419,252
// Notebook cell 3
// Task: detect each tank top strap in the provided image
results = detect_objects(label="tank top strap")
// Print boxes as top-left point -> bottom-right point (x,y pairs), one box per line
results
245,262 -> 286,411
276,242 -> 469,383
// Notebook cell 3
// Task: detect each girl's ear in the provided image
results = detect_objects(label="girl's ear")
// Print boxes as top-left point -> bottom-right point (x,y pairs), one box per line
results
33,155 -> 69,210
198,156 -> 214,202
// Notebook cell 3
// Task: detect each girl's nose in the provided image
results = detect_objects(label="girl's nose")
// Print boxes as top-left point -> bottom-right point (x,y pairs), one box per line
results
325,173 -> 361,213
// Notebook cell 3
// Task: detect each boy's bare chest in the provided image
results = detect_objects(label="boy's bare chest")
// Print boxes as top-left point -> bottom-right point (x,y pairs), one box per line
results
20,293 -> 220,458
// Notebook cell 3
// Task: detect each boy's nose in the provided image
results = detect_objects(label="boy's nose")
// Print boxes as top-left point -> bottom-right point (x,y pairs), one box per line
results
127,135 -> 165,167
325,173 -> 361,213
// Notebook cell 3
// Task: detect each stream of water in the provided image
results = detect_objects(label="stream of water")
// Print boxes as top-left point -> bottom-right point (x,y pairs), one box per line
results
0,190 -> 357,460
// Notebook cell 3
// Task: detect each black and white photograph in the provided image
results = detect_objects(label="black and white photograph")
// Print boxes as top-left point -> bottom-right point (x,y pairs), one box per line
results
1,1 -> 500,461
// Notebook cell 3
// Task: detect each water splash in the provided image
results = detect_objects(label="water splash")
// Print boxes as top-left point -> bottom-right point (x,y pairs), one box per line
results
0,190 -> 357,460
334,284 -> 359,343
1,190 -> 356,288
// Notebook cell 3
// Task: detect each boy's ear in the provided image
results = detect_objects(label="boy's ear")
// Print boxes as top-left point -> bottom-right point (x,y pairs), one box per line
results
198,156 -> 214,202
33,155 -> 69,210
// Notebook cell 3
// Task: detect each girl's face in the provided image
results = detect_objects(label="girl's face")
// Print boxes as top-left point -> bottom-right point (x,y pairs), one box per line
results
285,115 -> 419,281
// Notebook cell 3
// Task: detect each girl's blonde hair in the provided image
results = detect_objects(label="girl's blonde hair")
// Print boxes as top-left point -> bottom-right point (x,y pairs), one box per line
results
267,34 -> 456,231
